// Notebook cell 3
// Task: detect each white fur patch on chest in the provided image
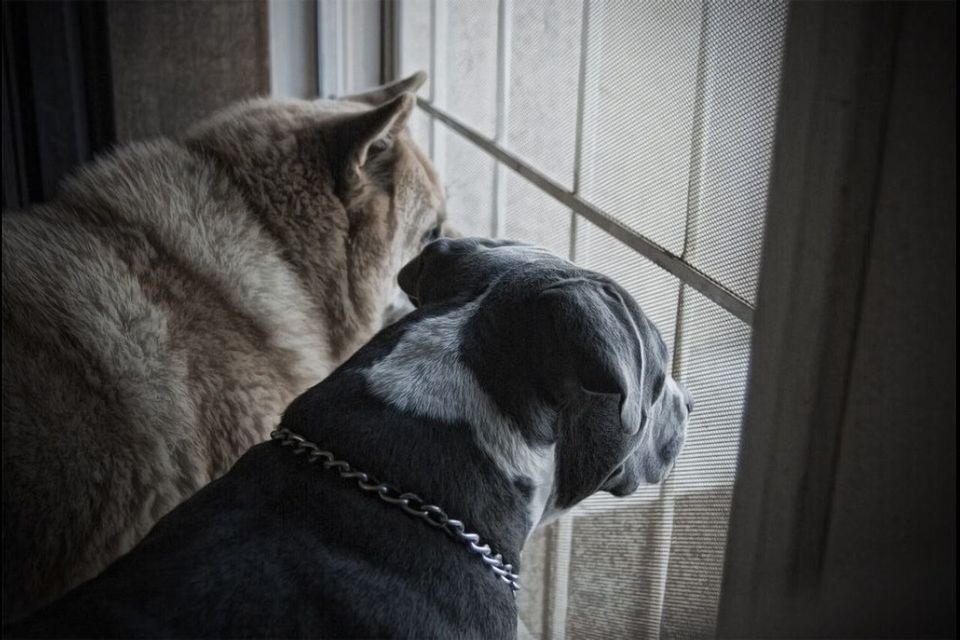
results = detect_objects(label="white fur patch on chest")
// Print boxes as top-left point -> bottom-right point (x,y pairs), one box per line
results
363,302 -> 555,531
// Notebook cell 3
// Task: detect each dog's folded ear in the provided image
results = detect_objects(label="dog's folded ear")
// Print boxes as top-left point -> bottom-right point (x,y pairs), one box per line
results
339,71 -> 427,105
325,93 -> 414,191
398,238 -> 506,306
536,278 -> 646,435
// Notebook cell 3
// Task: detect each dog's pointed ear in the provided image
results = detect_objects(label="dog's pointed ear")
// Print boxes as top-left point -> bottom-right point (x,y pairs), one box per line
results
326,93 -> 414,187
536,279 -> 646,435
340,71 -> 427,105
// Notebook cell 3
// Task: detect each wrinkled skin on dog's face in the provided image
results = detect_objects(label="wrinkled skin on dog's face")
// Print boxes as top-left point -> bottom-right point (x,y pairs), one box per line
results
398,238 -> 693,516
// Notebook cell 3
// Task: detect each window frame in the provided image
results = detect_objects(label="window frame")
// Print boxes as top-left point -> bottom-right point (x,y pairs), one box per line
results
309,1 -> 945,635
717,2 -> 906,634
384,1 -> 780,637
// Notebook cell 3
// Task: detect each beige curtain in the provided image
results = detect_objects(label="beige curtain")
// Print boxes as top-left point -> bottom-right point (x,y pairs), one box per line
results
107,0 -> 269,142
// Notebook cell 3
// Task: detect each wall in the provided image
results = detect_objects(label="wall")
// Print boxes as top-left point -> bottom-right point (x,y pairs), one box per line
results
815,2 -> 956,633
107,0 -> 269,142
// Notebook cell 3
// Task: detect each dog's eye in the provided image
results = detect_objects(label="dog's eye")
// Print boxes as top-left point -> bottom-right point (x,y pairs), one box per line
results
601,464 -> 624,489
368,138 -> 390,156
422,223 -> 442,244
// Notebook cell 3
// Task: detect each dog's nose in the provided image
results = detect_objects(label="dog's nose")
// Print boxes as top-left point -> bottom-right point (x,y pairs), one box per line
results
681,386 -> 695,414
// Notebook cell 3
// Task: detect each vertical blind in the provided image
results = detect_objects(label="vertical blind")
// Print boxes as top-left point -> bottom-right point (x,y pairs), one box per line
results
396,1 -> 788,637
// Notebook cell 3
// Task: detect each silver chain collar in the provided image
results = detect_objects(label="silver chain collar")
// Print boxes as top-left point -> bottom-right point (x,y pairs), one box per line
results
270,428 -> 521,594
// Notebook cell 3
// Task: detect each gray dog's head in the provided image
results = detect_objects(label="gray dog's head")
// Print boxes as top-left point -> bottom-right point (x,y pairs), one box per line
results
392,237 -> 692,527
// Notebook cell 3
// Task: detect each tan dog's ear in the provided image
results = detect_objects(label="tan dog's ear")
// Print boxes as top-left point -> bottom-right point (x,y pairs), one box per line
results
340,71 -> 427,105
326,93 -> 414,188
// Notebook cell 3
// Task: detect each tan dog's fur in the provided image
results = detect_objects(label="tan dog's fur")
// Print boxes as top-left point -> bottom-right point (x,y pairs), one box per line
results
1,73 -> 444,622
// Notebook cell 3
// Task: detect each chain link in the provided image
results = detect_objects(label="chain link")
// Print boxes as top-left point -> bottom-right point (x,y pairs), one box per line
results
271,428 -> 521,593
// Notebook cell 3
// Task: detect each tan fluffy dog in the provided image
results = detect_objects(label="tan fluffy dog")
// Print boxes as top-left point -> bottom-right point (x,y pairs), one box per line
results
1,72 -> 445,622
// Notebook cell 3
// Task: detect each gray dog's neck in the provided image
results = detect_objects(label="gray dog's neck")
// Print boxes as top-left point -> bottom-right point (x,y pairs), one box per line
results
365,299 -> 558,526
281,301 -> 551,569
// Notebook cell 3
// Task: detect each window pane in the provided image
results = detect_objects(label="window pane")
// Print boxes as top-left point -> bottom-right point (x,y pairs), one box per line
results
502,167 -> 572,258
517,526 -> 551,640
684,1 -> 788,303
436,122 -> 495,238
398,0 -> 433,97
506,0 -> 583,187
580,1 -> 704,254
667,288 -> 753,495
439,0 -> 499,138
657,287 -> 753,637
407,107 -> 432,156
564,500 -> 675,639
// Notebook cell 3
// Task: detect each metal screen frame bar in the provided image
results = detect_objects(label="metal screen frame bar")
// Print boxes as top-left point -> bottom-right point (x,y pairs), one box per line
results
490,0 -> 512,239
416,97 -> 755,325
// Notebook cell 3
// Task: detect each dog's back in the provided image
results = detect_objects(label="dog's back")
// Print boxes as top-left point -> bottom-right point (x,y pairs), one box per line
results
5,367 -> 517,640
1,139 -> 330,620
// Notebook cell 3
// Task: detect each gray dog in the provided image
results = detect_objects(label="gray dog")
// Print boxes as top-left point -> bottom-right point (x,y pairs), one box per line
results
7,238 -> 692,639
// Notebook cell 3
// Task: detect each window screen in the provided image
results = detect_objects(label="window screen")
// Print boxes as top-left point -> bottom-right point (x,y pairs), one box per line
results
397,1 -> 788,637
